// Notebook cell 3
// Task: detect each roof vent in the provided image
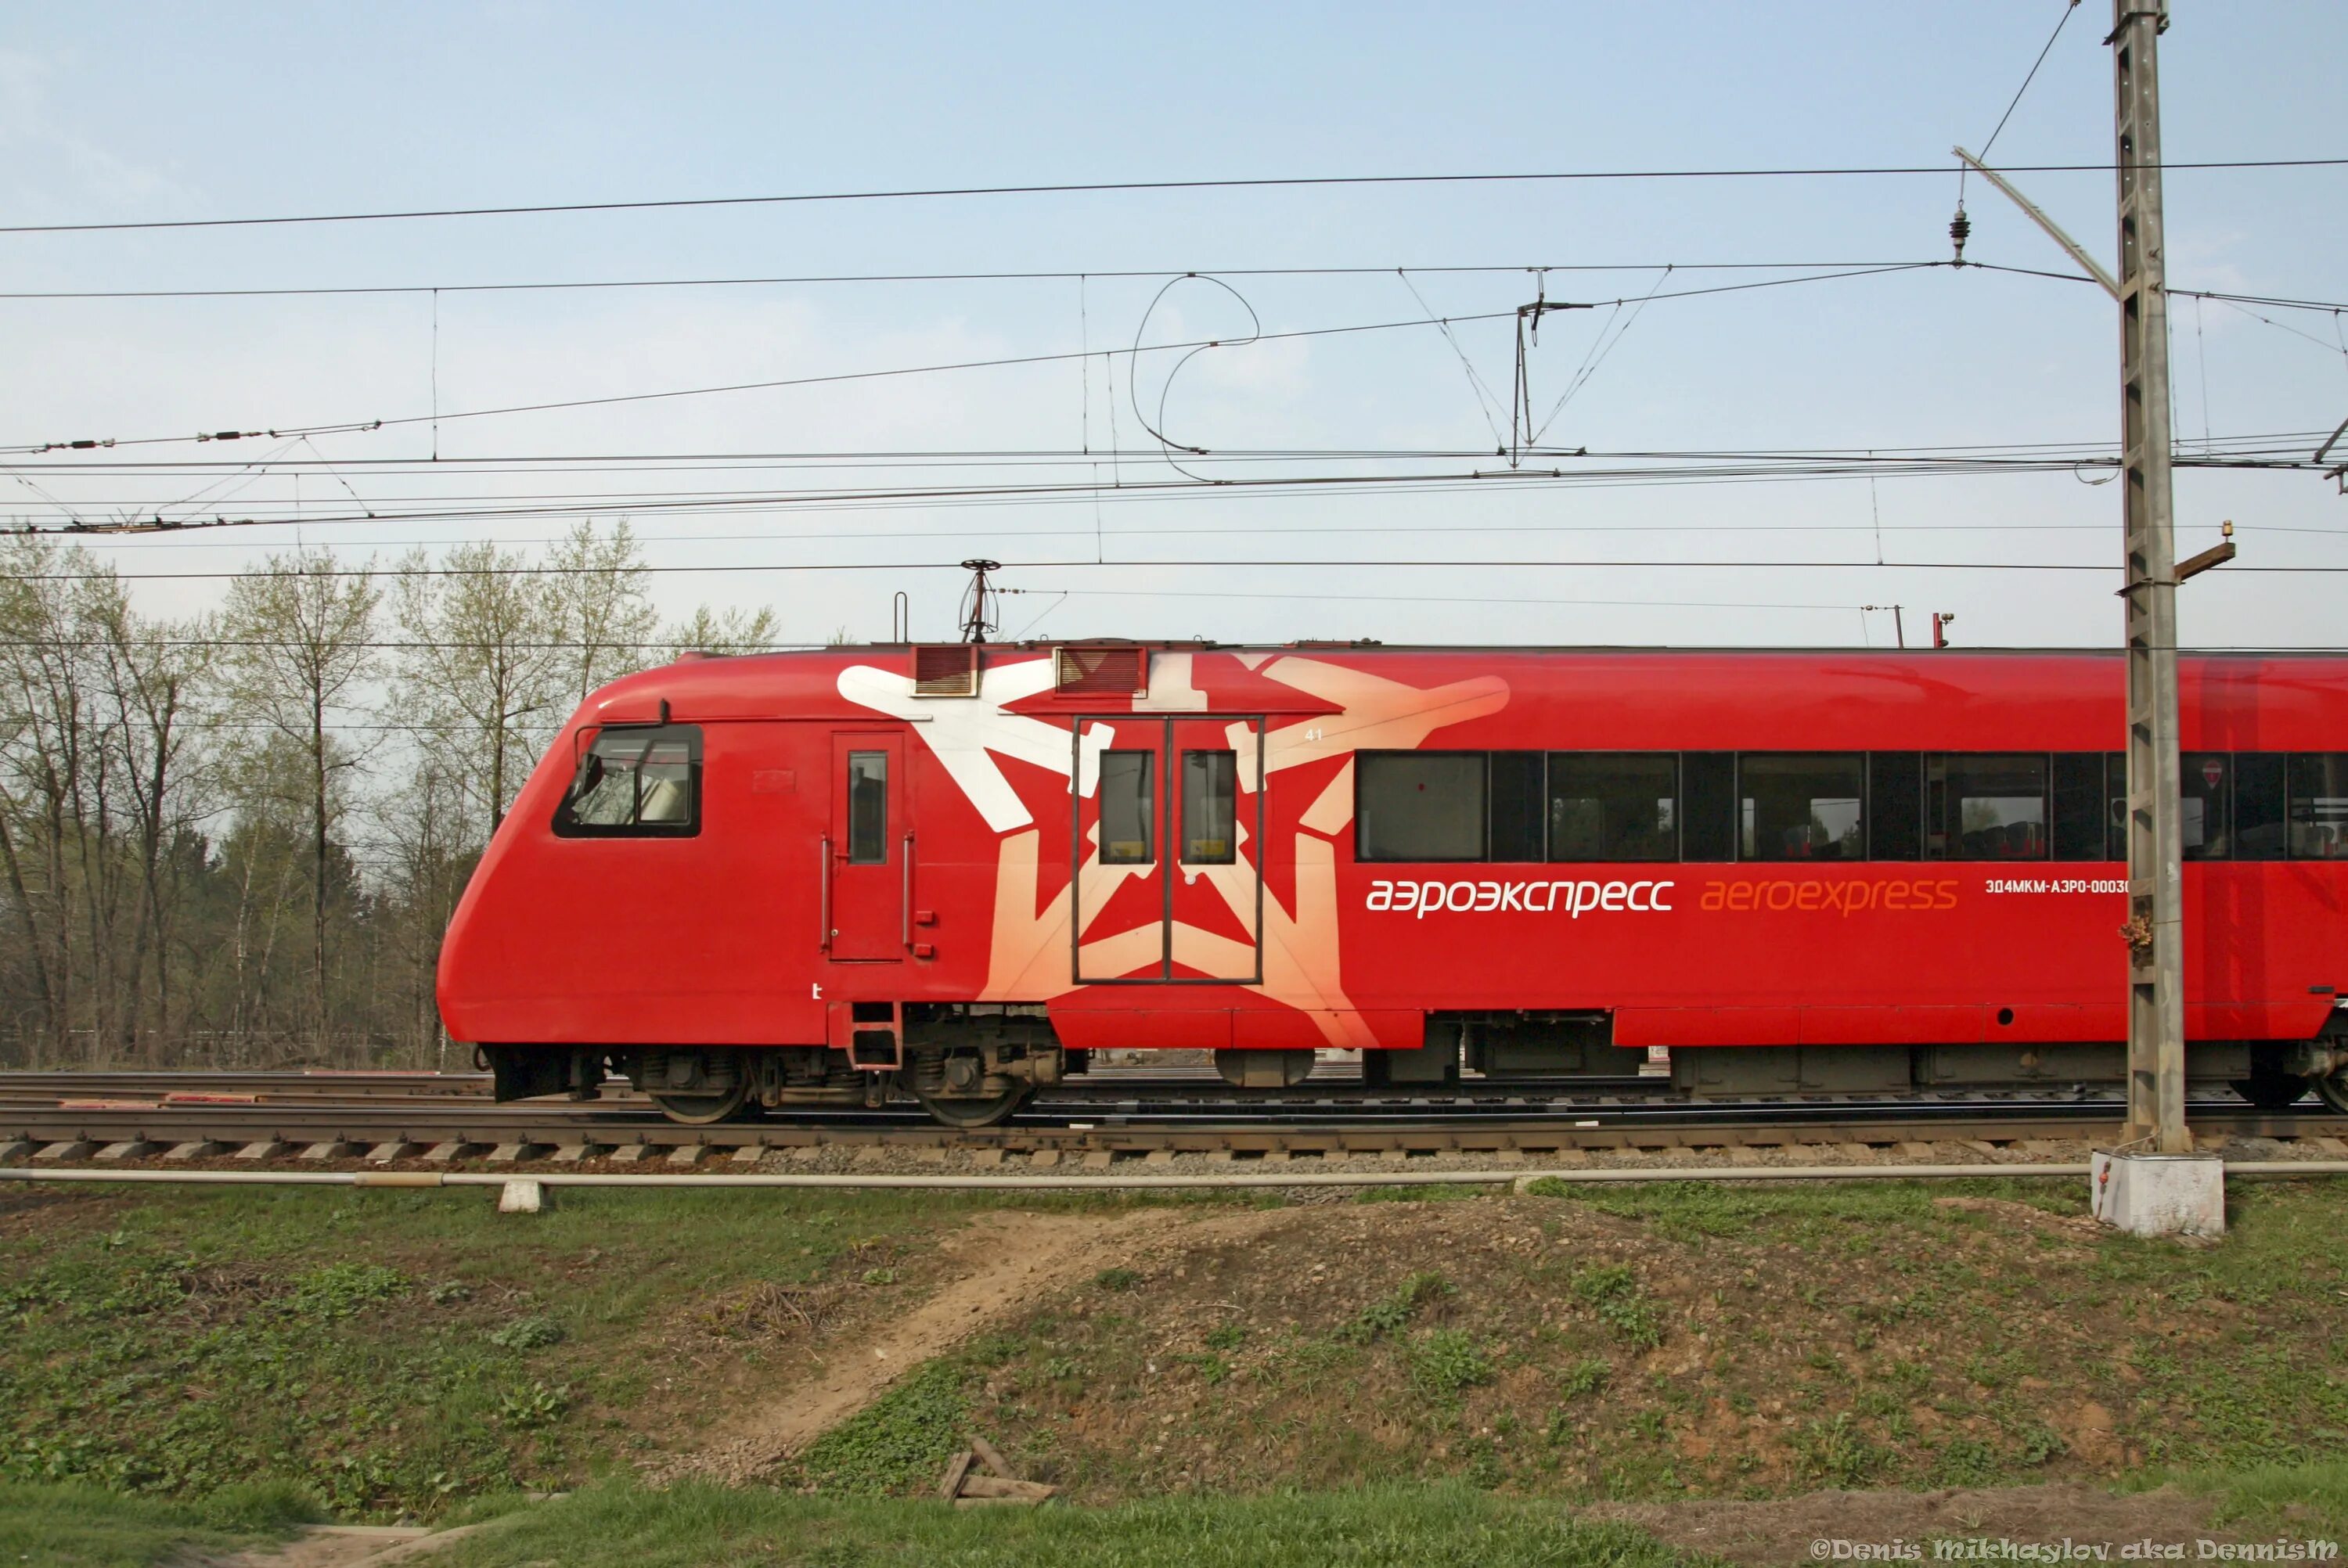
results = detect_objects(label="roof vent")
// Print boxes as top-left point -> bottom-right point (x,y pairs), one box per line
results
910,643 -> 980,697
1054,644 -> 1147,698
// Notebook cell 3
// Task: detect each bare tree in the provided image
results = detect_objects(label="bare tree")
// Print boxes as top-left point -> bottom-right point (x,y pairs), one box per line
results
666,603 -> 780,660
220,549 -> 378,1038
391,540 -> 557,841
543,520 -> 657,709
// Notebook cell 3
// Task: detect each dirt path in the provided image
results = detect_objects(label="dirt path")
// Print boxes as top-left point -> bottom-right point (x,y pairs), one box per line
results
211,1523 -> 481,1567
1584,1483 -> 2231,1565
669,1203 -> 1295,1486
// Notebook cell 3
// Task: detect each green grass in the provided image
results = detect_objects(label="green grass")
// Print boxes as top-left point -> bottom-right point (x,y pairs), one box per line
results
423,1480 -> 1700,1568
0,1185 -> 1153,1519
0,1480 -> 318,1567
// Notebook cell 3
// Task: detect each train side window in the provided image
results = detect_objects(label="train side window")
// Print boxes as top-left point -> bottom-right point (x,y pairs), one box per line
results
2052,753 -> 2107,861
2234,753 -> 2287,861
2288,754 -> 2348,859
553,724 -> 702,838
1740,753 -> 1863,861
1488,752 -> 1546,861
846,751 -> 889,864
1547,753 -> 1677,861
1867,753 -> 1922,861
1681,752 -> 1736,861
2181,752 -> 2231,859
1356,752 -> 1486,862
1098,750 -> 1155,865
1180,750 -> 1237,864
2104,753 -> 2127,861
1927,753 -> 2047,861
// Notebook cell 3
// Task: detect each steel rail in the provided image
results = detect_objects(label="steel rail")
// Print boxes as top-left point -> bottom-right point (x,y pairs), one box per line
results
3,1161 -> 2347,1192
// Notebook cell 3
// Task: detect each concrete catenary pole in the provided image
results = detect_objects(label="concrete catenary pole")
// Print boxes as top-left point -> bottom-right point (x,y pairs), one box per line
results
2112,1 -> 2188,1153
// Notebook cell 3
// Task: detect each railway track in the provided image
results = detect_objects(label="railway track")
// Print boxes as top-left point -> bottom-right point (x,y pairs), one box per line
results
3,1071 -> 2345,1169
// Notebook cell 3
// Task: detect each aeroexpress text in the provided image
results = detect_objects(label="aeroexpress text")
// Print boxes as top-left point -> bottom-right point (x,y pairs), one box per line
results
1365,879 -> 1675,917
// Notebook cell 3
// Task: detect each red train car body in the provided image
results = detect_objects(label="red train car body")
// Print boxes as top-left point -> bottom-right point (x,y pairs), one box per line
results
437,644 -> 2348,1124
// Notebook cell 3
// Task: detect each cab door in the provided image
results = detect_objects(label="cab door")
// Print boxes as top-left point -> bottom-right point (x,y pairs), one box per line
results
827,732 -> 904,962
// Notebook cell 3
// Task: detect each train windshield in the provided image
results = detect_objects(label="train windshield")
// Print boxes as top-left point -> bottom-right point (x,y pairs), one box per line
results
555,725 -> 701,837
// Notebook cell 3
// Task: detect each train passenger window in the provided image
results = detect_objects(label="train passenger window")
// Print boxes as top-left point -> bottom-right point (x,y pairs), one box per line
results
1181,750 -> 1237,864
1356,752 -> 1486,861
1927,754 -> 2047,861
2235,753 -> 2288,861
846,751 -> 889,864
1741,754 -> 1863,861
1681,752 -> 1736,861
1868,753 -> 1922,860
1547,753 -> 1677,861
2052,753 -> 2107,861
1489,752 -> 1547,861
553,725 -> 702,838
2181,753 -> 2231,859
2288,754 -> 2348,859
1098,751 -> 1155,865
2105,753 -> 2127,861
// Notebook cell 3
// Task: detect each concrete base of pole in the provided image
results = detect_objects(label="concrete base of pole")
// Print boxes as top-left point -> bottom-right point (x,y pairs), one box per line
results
2090,1150 -> 2224,1238
496,1178 -> 549,1214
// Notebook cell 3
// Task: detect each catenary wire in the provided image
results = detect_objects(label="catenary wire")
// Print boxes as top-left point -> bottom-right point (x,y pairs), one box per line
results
2,159 -> 2339,235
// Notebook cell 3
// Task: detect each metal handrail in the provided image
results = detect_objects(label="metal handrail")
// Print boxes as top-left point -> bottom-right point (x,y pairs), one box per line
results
902,832 -> 915,948
819,836 -> 833,953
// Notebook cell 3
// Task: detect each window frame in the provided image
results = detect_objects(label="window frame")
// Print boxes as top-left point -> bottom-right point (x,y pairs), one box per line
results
1736,751 -> 1866,864
552,723 -> 704,840
1543,750 -> 1680,864
1353,750 -> 1490,864
1179,748 -> 1238,865
1096,748 -> 1158,866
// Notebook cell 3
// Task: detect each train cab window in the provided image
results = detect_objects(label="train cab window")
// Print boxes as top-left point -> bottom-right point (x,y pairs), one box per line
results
2181,753 -> 2231,859
1098,751 -> 1155,865
553,725 -> 701,838
846,751 -> 889,864
2234,753 -> 2288,861
1357,752 -> 1486,861
1868,753 -> 1922,860
1489,752 -> 1547,861
1180,750 -> 1237,864
1740,754 -> 1863,861
1928,753 -> 2048,861
2052,753 -> 2108,861
2289,754 -> 2348,859
1681,752 -> 1736,862
1547,753 -> 1677,861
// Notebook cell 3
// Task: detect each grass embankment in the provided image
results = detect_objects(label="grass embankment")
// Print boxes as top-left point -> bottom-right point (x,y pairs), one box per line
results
868,1178 -> 2348,1503
0,1183 -> 1019,1516
0,1478 -> 314,1566
4,1174 -> 2348,1563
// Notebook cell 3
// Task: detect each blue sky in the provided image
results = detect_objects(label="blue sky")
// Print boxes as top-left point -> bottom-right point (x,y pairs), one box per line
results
2,2 -> 2340,650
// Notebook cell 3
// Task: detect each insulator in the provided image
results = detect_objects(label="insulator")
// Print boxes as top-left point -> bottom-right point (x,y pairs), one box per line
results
1950,205 -> 1972,264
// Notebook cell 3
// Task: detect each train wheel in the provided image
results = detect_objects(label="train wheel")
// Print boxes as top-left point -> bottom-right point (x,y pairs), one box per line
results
2315,1072 -> 2348,1116
650,1081 -> 754,1124
915,1088 -> 1032,1128
2231,1074 -> 2310,1110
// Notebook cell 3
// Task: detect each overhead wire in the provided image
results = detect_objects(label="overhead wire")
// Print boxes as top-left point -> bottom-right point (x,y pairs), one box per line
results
3,157 -> 2339,236
0,261 -> 2009,456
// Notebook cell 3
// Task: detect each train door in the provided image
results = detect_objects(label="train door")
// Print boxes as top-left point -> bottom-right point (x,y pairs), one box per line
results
1070,716 -> 1263,984
826,732 -> 905,962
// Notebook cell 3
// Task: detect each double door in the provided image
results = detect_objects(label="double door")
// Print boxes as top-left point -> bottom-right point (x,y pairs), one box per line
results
1071,716 -> 1265,984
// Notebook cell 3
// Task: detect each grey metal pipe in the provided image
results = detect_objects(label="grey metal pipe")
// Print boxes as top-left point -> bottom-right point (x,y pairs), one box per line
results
2,1160 -> 2344,1190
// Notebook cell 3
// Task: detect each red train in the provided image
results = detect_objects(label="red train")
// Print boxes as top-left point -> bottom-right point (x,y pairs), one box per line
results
436,642 -> 2348,1125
